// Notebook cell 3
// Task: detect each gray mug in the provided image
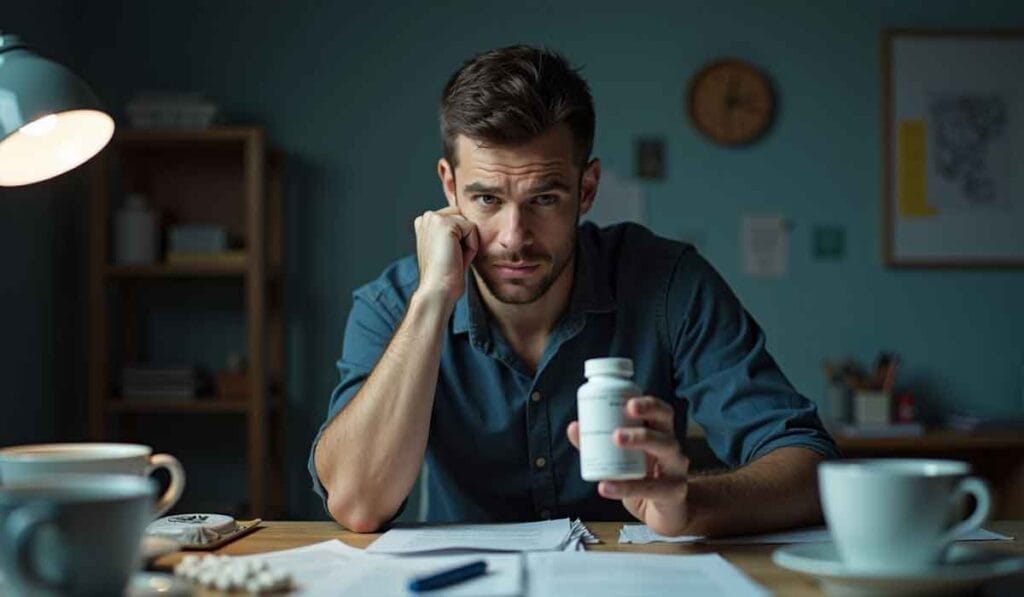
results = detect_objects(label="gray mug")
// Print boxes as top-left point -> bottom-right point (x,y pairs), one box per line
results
0,474 -> 155,596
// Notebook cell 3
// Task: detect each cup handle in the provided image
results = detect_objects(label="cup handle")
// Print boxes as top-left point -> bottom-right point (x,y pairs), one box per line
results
939,476 -> 992,546
147,453 -> 186,518
4,503 -> 67,592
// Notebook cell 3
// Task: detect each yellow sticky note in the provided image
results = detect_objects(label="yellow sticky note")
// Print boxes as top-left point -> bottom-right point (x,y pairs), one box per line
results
897,120 -> 938,217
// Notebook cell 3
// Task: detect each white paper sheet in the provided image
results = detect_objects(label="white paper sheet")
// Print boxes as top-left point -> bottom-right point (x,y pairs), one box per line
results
231,540 -> 522,596
366,518 -> 573,554
526,551 -> 769,597
618,524 -> 1013,545
742,215 -> 788,277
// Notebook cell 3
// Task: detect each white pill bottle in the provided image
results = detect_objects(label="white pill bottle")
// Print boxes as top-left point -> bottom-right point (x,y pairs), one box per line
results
577,357 -> 647,481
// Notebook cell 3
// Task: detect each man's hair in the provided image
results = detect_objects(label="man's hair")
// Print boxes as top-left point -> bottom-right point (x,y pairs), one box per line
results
440,45 -> 595,168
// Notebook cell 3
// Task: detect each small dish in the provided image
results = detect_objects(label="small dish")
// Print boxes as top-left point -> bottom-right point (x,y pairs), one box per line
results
772,542 -> 1024,596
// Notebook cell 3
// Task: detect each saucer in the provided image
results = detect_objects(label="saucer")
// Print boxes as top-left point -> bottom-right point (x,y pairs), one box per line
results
141,534 -> 181,562
125,572 -> 193,597
772,542 -> 1024,597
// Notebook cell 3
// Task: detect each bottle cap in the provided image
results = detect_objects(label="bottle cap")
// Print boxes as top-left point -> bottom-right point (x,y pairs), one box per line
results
584,357 -> 634,378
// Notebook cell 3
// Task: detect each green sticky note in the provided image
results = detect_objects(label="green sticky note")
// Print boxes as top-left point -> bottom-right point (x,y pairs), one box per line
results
813,226 -> 845,260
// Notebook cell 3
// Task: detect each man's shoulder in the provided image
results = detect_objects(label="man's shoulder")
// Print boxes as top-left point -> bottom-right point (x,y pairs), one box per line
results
353,254 -> 420,309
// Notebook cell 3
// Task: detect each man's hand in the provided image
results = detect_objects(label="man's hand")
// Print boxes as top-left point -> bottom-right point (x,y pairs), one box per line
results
413,206 -> 480,306
567,396 -> 692,536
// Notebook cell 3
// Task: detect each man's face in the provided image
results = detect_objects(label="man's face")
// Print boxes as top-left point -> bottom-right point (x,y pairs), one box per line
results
439,126 -> 600,305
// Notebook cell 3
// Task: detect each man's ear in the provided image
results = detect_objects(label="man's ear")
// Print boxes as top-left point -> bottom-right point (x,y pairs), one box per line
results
579,158 -> 601,216
438,158 -> 457,208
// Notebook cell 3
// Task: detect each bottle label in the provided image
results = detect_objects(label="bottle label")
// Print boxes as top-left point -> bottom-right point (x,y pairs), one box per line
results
578,395 -> 646,480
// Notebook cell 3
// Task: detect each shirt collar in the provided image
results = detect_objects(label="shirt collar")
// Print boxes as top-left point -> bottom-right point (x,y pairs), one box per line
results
451,225 -> 617,336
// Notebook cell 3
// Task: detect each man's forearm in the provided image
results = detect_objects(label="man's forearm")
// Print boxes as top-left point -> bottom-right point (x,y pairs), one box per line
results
684,446 -> 825,537
314,290 -> 451,532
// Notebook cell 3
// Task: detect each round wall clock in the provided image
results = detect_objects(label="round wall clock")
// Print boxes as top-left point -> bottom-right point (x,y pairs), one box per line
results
687,59 -> 776,146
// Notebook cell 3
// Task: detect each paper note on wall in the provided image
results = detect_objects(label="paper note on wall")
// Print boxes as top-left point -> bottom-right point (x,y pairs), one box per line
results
897,120 -> 938,217
742,215 -> 788,278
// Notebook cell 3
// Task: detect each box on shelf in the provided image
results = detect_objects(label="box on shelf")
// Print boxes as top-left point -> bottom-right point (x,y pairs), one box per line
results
168,224 -> 228,254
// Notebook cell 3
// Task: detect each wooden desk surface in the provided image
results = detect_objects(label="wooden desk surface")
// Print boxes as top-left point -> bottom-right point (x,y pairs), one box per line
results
154,520 -> 1024,596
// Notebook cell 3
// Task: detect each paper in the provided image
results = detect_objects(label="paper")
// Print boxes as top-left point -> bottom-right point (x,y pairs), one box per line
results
618,524 -> 1013,545
526,551 -> 769,597
741,215 -> 788,277
230,540 -> 522,596
366,518 -> 596,554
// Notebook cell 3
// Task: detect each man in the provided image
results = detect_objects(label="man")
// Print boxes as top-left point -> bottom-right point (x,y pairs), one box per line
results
310,45 -> 838,535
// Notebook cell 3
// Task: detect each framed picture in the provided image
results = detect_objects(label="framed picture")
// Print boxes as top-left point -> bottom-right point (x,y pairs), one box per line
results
883,29 -> 1024,267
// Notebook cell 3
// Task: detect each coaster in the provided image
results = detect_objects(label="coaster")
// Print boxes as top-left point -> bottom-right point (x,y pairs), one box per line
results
146,514 -> 262,550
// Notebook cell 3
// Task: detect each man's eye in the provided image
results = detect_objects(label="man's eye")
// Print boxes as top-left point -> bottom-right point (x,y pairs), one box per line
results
534,194 -> 558,206
476,195 -> 499,206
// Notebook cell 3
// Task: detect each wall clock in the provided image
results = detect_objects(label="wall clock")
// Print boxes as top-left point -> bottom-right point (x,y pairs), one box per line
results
687,59 -> 776,146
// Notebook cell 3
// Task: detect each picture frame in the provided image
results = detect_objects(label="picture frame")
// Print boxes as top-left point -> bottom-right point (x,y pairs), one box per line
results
882,29 -> 1024,267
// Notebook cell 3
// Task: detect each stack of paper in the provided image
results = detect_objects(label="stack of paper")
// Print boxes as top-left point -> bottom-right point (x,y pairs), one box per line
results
366,518 -> 598,554
618,524 -> 1013,545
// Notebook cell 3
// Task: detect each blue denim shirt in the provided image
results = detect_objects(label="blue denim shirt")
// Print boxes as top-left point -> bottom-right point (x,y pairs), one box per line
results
309,222 -> 838,523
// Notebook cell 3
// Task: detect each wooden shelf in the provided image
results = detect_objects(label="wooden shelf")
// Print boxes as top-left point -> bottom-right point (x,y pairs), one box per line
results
114,127 -> 262,146
105,264 -> 247,278
107,398 -> 251,414
835,430 -> 1024,451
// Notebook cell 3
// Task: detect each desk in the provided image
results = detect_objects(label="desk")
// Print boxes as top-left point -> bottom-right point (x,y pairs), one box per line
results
153,520 -> 1024,596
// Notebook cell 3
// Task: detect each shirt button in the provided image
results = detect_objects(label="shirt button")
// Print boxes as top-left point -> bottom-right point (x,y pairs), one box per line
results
540,509 -> 551,519
531,391 -> 542,403
535,457 -> 547,469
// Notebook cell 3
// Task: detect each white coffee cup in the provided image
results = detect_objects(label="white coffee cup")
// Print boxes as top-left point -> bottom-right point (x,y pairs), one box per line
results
0,443 -> 185,518
819,459 -> 991,573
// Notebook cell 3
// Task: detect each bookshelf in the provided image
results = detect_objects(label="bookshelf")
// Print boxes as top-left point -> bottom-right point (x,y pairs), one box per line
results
87,126 -> 285,517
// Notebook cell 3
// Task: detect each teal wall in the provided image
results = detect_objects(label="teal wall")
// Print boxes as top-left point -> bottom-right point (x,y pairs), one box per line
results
4,1 -> 1024,518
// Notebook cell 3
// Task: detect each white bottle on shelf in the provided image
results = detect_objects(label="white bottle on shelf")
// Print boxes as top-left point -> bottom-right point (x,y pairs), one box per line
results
114,193 -> 159,265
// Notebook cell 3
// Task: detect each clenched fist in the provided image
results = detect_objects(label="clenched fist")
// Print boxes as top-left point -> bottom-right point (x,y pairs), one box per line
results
413,206 -> 480,307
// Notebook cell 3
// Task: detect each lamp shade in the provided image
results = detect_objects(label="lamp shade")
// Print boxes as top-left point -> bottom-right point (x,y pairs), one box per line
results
0,33 -> 114,186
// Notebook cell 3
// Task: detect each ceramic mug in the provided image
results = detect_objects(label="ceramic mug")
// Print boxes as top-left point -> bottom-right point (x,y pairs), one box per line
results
819,459 -> 991,573
0,474 -> 155,596
0,443 -> 184,518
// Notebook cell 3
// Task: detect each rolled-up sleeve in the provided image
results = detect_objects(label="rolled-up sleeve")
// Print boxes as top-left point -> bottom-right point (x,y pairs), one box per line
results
307,285 -> 404,512
667,251 -> 839,467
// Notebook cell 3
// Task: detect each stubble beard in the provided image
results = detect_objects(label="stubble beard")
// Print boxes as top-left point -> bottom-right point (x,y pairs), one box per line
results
473,228 -> 576,305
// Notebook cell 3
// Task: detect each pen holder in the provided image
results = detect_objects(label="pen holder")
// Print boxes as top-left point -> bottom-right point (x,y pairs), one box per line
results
853,390 -> 891,426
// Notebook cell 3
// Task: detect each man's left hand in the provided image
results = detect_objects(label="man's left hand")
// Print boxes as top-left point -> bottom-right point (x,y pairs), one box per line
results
567,396 -> 692,536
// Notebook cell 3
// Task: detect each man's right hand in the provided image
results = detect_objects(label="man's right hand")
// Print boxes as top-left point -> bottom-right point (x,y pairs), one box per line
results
413,206 -> 479,307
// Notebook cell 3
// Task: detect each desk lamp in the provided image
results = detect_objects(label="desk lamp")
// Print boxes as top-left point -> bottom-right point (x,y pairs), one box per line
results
0,32 -> 114,186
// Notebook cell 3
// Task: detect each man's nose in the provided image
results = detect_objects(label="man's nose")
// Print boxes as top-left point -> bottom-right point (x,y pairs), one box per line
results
497,205 -> 531,252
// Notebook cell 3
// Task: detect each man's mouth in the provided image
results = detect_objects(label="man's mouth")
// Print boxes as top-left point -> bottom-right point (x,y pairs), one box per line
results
492,262 -> 541,279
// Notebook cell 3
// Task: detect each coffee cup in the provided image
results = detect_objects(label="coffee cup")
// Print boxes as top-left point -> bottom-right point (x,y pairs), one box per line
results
0,443 -> 185,518
819,459 -> 992,573
0,474 -> 155,596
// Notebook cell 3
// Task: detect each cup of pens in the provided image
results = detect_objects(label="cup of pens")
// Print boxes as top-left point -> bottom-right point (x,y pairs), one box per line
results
823,352 -> 900,426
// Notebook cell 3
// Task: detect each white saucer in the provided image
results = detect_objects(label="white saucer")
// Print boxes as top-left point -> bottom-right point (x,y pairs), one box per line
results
773,542 -> 1024,597
141,534 -> 181,562
125,572 -> 193,597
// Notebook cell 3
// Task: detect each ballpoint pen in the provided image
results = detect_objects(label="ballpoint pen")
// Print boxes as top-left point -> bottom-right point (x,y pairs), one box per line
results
408,560 -> 487,592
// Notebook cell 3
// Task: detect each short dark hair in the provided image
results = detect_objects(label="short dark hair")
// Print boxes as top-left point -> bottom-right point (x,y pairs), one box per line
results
440,45 -> 595,168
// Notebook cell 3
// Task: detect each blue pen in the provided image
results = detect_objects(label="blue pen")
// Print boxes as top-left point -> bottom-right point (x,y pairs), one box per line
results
408,560 -> 487,592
